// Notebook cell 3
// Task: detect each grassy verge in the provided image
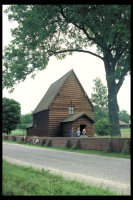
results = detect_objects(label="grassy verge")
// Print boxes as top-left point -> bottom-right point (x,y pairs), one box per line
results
120,128 -> 130,133
3,139 -> 130,159
94,128 -> 130,138
3,158 -> 127,196
2,129 -> 26,136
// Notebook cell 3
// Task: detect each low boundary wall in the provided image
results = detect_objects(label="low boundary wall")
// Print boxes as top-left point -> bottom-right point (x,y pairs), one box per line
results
2,135 -> 131,153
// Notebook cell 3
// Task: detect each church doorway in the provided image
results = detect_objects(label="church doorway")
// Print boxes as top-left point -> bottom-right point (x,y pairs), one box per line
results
80,125 -> 86,135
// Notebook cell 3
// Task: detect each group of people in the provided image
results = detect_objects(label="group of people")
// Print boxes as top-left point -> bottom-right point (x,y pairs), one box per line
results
70,128 -> 86,138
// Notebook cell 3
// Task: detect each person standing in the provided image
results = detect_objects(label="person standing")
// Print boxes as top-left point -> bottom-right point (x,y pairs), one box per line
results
82,128 -> 86,137
70,128 -> 74,137
77,128 -> 80,137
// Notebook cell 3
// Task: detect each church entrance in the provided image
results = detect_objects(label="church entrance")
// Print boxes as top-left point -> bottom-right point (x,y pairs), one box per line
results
80,125 -> 86,135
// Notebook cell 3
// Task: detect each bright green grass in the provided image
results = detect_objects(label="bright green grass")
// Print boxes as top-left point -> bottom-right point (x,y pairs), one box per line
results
3,139 -> 130,159
3,159 -> 127,196
120,128 -> 130,133
2,129 -> 26,136
94,128 -> 130,138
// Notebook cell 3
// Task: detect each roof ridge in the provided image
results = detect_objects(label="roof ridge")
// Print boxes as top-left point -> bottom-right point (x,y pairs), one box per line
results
50,69 -> 73,86
32,68 -> 95,115
32,69 -> 73,115
119,121 -> 129,125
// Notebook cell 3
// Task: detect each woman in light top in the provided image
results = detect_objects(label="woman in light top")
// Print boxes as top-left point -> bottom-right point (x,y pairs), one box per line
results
77,128 -> 81,137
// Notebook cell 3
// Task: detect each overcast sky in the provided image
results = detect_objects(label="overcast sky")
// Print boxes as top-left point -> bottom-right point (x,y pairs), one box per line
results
2,5 -> 131,115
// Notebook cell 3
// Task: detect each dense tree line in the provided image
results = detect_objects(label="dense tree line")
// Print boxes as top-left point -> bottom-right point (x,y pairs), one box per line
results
2,97 -> 33,134
91,77 -> 130,135
91,77 -> 130,124
2,97 -> 22,135
17,112 -> 33,130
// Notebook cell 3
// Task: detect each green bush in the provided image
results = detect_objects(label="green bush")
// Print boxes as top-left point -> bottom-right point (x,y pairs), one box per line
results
124,144 -> 130,154
17,124 -> 29,130
94,117 -> 111,136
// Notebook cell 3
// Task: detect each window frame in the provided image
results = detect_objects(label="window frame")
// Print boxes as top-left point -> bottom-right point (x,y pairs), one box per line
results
69,106 -> 74,114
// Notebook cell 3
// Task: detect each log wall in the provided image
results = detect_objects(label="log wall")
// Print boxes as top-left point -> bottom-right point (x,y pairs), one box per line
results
49,71 -> 94,137
27,110 -> 49,137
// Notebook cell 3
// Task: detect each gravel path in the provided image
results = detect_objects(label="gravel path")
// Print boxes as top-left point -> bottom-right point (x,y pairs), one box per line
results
3,142 -> 131,195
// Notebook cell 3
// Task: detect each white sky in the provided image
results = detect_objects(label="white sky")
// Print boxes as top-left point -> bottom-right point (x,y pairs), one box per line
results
2,5 -> 131,115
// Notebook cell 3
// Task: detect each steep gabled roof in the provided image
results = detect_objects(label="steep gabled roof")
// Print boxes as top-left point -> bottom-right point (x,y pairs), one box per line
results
32,69 -> 72,115
119,121 -> 129,125
62,112 -> 95,123
32,69 -> 95,115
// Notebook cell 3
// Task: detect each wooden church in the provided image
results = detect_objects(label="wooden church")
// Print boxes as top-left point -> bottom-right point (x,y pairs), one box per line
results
26,69 -> 95,137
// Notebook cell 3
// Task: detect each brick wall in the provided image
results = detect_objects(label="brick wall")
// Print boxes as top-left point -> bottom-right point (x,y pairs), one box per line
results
2,135 -> 131,152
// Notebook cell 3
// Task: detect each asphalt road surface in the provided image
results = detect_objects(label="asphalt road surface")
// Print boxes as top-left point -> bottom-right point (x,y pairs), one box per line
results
3,142 -> 130,195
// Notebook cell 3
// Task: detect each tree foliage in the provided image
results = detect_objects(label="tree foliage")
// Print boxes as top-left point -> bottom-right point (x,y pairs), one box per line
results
3,5 -> 131,137
94,117 -> 111,136
17,112 -> 33,130
91,77 -> 108,110
21,112 -> 32,124
90,77 -> 108,121
119,110 -> 130,124
3,5 -> 130,91
17,123 -> 29,130
2,97 -> 22,135
94,106 -> 108,122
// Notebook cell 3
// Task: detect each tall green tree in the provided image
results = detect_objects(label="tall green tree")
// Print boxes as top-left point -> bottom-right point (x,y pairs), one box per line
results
17,112 -> 33,130
21,113 -> 33,124
91,77 -> 108,109
3,5 -> 131,137
119,110 -> 130,124
90,77 -> 108,122
93,106 -> 108,122
2,97 -> 22,135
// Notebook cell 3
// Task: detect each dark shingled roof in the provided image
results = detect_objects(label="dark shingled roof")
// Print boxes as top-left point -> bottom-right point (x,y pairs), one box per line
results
32,70 -> 72,115
32,69 -> 95,115
119,121 -> 129,125
62,113 -> 95,123
26,123 -> 33,128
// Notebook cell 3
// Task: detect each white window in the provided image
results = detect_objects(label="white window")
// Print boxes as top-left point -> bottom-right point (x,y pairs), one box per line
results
69,107 -> 74,114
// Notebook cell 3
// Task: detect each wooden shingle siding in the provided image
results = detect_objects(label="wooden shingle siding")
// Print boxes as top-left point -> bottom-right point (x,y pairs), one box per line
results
62,116 -> 94,137
49,71 -> 94,137
62,122 -> 72,137
27,69 -> 95,137
27,110 -> 49,137
72,116 -> 94,137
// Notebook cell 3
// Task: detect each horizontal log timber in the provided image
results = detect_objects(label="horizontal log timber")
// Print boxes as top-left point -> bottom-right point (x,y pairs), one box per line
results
28,70 -> 95,137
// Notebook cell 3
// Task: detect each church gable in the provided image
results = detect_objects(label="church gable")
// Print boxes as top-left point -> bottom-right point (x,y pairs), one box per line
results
49,70 -> 94,119
32,69 -> 72,115
27,69 -> 95,137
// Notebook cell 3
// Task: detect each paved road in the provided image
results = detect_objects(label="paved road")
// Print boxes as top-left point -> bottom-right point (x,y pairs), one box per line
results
3,142 -> 130,195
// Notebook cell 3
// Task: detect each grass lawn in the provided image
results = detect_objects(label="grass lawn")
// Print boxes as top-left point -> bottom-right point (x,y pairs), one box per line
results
3,159 -> 127,196
94,128 -> 130,138
2,129 -> 26,136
